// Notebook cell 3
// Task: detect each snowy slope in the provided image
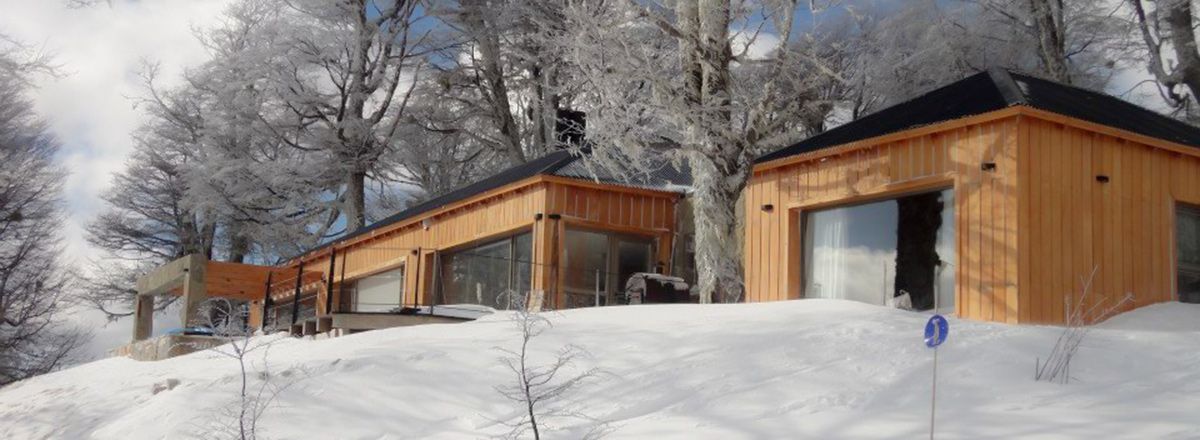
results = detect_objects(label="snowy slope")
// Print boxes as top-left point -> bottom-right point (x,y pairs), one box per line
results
2,300 -> 1199,439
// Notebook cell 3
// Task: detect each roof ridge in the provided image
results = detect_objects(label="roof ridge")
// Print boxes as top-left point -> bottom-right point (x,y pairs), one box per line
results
987,68 -> 1027,106
536,149 -> 582,175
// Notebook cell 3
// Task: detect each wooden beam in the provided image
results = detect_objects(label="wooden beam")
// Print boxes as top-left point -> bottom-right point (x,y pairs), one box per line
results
325,246 -> 337,315
291,261 -> 304,325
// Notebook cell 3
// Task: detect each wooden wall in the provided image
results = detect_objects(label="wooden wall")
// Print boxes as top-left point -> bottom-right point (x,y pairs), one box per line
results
543,179 -> 678,309
745,113 -> 1022,323
747,107 -> 1200,325
258,176 -> 681,316
1020,115 -> 1200,324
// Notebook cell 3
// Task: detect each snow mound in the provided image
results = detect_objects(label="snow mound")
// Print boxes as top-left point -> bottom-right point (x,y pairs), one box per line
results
2,300 -> 1200,439
1096,301 -> 1200,332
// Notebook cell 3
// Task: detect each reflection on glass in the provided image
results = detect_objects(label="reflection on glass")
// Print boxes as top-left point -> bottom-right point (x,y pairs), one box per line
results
564,228 -> 655,307
617,240 -> 653,294
803,189 -> 955,312
564,229 -> 609,295
439,232 -> 532,310
1178,204 -> 1200,304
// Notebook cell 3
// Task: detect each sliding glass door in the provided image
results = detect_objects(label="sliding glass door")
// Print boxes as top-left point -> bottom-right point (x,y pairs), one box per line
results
803,189 -> 955,312
563,228 -> 655,308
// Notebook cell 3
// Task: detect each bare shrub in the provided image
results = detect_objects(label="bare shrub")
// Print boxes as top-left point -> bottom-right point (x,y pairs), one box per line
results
493,296 -> 607,439
1036,267 -> 1133,384
188,298 -> 301,440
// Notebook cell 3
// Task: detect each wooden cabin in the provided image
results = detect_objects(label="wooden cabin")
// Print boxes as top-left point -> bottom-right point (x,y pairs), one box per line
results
744,69 -> 1200,325
126,150 -> 692,347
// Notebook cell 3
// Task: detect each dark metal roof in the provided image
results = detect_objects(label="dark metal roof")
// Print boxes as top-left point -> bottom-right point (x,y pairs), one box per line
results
339,150 -> 577,244
552,153 -> 693,191
295,149 -> 690,260
756,69 -> 1200,164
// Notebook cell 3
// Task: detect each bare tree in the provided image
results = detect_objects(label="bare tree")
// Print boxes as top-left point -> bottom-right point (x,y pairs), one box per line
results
82,96 -> 215,319
494,302 -> 605,439
1035,267 -> 1133,384
0,41 -> 87,384
191,298 -> 298,440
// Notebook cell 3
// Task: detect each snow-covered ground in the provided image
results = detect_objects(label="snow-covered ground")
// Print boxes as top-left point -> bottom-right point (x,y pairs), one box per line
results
2,299 -> 1199,439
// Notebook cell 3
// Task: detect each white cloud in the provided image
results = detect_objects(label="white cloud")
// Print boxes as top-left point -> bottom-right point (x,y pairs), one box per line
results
0,0 -> 233,360
732,31 -> 781,61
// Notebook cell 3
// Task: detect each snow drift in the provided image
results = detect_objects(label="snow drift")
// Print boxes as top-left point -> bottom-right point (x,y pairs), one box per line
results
2,300 -> 1199,439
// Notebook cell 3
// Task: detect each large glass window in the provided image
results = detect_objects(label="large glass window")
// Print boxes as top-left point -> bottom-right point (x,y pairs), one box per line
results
1178,204 -> 1200,303
438,232 -> 533,310
563,228 -> 655,308
350,267 -> 404,313
803,189 -> 955,312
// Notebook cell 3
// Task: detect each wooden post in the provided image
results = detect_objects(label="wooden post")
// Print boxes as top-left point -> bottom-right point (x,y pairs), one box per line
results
325,247 -> 337,315
179,255 -> 208,328
132,295 -> 154,341
291,261 -> 304,325
260,272 -> 273,331
338,247 -> 348,312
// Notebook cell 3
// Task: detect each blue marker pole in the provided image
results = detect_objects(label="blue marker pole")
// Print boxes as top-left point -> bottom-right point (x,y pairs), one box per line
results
925,315 -> 949,440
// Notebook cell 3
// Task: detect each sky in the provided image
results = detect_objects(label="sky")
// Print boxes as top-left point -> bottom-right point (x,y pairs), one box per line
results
0,0 -> 235,360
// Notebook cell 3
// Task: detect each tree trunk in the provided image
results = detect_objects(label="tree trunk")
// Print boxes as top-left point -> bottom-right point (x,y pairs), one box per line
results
691,151 -> 748,303
345,170 -> 367,233
691,0 -> 741,303
1163,0 -> 1200,104
1029,0 -> 1071,83
228,221 -> 250,263
463,0 -> 527,164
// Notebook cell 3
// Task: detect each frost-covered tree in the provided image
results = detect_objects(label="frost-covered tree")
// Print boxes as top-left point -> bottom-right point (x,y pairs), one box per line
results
264,0 -> 432,233
82,74 -> 215,319
1128,0 -> 1200,119
420,0 -> 578,168
963,0 -> 1129,88
562,0 -> 833,303
821,0 -> 1126,124
183,0 -> 334,260
0,39 -> 87,384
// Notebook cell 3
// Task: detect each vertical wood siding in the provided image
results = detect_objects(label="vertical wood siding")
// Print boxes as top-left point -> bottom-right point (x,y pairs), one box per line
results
745,116 -> 1021,323
1020,118 -> 1200,324
266,179 -> 681,313
543,181 -> 678,309
748,111 -> 1200,325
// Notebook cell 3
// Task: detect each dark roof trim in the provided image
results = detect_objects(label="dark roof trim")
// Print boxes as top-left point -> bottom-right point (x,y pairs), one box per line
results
756,68 -> 1200,165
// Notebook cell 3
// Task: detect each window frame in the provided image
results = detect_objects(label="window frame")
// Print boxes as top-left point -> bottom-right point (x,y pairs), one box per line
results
799,187 -> 956,312
562,226 -> 658,307
435,230 -> 534,309
1176,202 -> 1200,303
